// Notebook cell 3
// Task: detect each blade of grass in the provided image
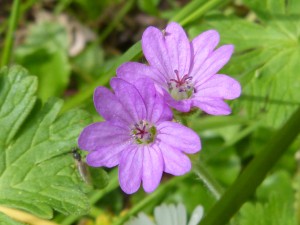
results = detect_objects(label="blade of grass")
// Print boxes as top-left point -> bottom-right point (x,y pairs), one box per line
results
175,0 -> 229,26
99,0 -> 135,43
200,106 -> 300,225
1,0 -> 21,67
0,0 -> 38,36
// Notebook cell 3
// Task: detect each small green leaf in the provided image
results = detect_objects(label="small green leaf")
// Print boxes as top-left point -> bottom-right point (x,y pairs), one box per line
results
72,42 -> 104,80
137,0 -> 160,16
15,22 -> 70,102
89,167 -> 109,189
0,66 -> 93,219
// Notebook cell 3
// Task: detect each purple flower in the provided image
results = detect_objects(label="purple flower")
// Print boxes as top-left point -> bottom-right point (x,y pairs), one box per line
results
78,78 -> 201,194
117,22 -> 241,115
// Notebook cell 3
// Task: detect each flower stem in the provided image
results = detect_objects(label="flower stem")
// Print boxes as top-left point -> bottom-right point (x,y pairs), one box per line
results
0,0 -> 21,67
112,173 -> 192,225
200,106 -> 300,225
193,161 -> 224,199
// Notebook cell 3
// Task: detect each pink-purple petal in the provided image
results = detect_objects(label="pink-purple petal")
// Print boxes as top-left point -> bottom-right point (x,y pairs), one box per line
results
117,62 -> 167,87
142,145 -> 163,193
132,78 -> 173,123
78,122 -> 130,151
193,45 -> 234,86
156,142 -> 192,176
158,100 -> 173,123
190,30 -> 220,76
195,74 -> 241,100
110,78 -> 147,123
119,147 -> 143,194
165,22 -> 191,77
157,121 -> 201,154
142,26 -> 173,80
94,87 -> 133,125
192,98 -> 232,115
86,142 -> 133,168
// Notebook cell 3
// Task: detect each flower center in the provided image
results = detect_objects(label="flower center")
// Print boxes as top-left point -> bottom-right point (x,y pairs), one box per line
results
168,70 -> 194,100
131,120 -> 157,145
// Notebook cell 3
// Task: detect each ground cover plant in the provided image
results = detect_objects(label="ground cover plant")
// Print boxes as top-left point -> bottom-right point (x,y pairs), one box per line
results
0,0 -> 300,225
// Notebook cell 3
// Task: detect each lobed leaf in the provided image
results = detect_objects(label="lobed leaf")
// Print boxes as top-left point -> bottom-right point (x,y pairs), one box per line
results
0,66 -> 93,219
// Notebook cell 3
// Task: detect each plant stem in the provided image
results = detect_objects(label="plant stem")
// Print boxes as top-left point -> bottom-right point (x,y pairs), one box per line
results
1,0 -> 21,67
200,106 -> 300,225
112,173 -> 192,225
193,161 -> 224,200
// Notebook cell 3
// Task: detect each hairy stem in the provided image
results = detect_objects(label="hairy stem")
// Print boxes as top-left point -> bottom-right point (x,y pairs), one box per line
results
193,161 -> 224,200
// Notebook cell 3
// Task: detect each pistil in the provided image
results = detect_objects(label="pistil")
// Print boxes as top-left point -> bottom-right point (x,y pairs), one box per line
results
168,70 -> 194,100
131,120 -> 157,144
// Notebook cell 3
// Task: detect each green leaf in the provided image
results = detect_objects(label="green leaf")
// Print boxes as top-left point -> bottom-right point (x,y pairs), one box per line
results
72,42 -> 104,81
0,66 -> 37,146
286,0 -> 300,15
0,66 -> 93,219
242,0 -> 300,21
242,0 -> 286,20
137,0 -> 160,16
189,13 -> 300,128
0,212 -> 25,225
256,171 -> 295,203
238,193 -> 296,225
15,21 -> 70,102
89,167 -> 109,189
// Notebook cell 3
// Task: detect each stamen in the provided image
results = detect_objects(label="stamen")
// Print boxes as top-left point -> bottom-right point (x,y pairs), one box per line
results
131,120 -> 157,145
168,70 -> 194,100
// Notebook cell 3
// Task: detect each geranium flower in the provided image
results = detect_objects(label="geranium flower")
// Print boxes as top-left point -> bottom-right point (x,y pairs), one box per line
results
78,78 -> 201,194
117,22 -> 241,115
